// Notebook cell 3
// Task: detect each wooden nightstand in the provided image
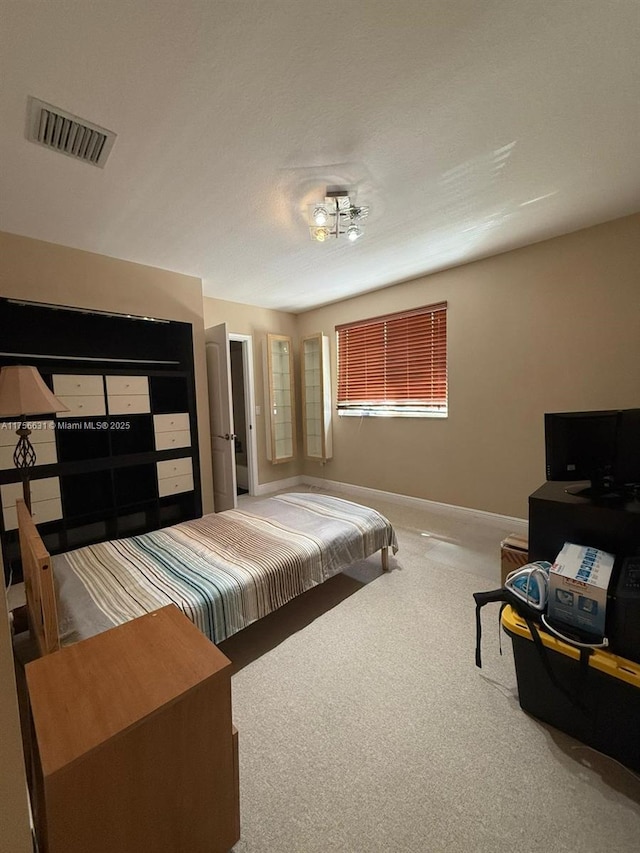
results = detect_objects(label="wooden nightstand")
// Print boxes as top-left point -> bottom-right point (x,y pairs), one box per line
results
26,605 -> 240,853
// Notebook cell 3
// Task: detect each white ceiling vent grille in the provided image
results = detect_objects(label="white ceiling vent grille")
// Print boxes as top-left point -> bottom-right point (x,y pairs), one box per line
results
26,97 -> 117,167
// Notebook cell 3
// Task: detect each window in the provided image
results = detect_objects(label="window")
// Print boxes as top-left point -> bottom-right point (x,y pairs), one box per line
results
336,302 -> 447,417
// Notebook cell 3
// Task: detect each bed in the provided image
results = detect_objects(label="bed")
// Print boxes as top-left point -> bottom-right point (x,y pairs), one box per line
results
18,492 -> 398,656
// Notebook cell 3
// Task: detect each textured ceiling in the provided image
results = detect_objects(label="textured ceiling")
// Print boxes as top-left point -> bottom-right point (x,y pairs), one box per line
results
0,1 -> 639,312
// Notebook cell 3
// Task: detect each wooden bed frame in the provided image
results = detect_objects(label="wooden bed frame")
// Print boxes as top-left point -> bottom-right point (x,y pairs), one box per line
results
17,498 -> 60,656
17,497 -> 390,657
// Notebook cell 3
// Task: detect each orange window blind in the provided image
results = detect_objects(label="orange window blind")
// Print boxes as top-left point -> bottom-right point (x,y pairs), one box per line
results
336,303 -> 447,413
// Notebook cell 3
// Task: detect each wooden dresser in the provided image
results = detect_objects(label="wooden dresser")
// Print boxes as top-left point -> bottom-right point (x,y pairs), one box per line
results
25,606 -> 240,853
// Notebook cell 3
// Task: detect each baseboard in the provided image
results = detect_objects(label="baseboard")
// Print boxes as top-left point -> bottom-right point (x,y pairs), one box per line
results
301,475 -> 527,528
253,473 -> 527,528
254,476 -> 305,496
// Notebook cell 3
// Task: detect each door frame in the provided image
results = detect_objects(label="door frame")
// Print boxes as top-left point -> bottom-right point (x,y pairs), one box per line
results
229,333 -> 258,497
206,327 -> 237,512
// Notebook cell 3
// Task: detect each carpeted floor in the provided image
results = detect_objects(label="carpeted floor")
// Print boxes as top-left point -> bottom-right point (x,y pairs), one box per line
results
219,486 -> 640,853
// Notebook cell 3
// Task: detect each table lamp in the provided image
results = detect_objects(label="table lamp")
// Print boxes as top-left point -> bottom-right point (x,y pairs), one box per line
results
0,366 -> 69,511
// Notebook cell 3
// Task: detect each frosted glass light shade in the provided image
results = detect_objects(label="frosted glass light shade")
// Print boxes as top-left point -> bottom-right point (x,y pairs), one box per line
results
312,205 -> 329,225
312,226 -> 330,242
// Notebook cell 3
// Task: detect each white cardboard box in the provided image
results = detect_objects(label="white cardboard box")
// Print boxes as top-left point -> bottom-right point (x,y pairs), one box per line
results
548,542 -> 615,636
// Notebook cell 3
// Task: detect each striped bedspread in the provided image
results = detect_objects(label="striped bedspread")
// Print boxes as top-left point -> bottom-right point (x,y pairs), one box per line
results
53,492 -> 398,646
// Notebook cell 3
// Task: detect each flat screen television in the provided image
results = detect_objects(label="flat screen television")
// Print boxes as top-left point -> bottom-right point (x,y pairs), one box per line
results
615,409 -> 640,488
545,408 -> 640,497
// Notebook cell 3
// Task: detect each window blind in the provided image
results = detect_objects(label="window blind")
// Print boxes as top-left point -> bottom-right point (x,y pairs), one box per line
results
336,302 -> 447,415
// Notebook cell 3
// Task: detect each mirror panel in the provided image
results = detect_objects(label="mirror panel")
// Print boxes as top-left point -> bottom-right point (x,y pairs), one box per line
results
301,333 -> 332,462
266,334 -> 296,463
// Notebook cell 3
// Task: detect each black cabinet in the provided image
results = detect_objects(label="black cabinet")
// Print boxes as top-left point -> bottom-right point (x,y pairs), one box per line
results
0,298 -> 202,582
62,470 -> 114,518
149,375 -> 190,414
109,415 -> 155,456
113,463 -> 157,507
529,481 -> 640,563
56,418 -> 111,461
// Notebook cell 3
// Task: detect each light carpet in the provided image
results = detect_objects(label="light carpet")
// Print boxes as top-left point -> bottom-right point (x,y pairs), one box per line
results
219,487 -> 640,853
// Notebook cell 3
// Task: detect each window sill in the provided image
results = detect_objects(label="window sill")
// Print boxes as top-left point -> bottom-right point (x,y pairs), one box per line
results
337,409 -> 447,419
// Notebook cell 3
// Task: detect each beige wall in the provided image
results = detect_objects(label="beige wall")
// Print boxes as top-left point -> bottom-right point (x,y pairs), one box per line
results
297,213 -> 640,519
3,216 -> 635,519
0,599 -> 32,853
0,231 -> 213,514
203,297 -> 299,485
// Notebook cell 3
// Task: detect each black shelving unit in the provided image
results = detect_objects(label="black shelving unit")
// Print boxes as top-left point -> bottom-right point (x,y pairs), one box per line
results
0,297 -> 202,583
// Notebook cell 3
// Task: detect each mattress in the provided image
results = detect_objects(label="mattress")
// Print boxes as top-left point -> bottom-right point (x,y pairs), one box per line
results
53,492 -> 398,646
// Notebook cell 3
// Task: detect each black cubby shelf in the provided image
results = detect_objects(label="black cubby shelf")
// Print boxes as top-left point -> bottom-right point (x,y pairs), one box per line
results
0,297 -> 202,583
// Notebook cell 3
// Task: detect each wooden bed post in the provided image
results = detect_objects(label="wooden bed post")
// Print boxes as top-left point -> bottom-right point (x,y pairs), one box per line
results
17,499 -> 59,656
381,547 -> 389,572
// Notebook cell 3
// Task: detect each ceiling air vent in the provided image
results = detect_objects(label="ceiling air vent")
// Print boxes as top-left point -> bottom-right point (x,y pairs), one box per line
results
26,97 -> 117,167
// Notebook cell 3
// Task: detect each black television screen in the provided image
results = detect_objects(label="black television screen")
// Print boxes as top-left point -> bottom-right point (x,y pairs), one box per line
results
545,410 -> 619,491
545,408 -> 640,496
614,408 -> 640,487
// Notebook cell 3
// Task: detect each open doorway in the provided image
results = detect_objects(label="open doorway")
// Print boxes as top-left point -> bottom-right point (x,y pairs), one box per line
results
229,341 -> 248,495
206,326 -> 258,511
228,334 -> 257,498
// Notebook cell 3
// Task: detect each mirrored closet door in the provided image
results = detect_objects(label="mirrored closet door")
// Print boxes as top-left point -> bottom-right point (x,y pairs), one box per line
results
301,333 -> 332,462
265,334 -> 296,463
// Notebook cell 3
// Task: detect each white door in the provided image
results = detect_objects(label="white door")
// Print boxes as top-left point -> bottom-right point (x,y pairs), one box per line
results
206,324 -> 237,512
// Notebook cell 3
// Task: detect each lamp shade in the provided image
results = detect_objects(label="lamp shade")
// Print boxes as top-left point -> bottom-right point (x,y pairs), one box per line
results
0,366 -> 69,416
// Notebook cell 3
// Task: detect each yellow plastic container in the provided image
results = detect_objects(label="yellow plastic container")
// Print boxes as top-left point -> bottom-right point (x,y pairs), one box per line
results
501,605 -> 640,687
501,605 -> 640,771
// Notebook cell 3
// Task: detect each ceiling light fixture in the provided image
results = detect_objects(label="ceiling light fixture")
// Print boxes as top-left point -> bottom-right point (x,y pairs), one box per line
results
308,190 -> 369,243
